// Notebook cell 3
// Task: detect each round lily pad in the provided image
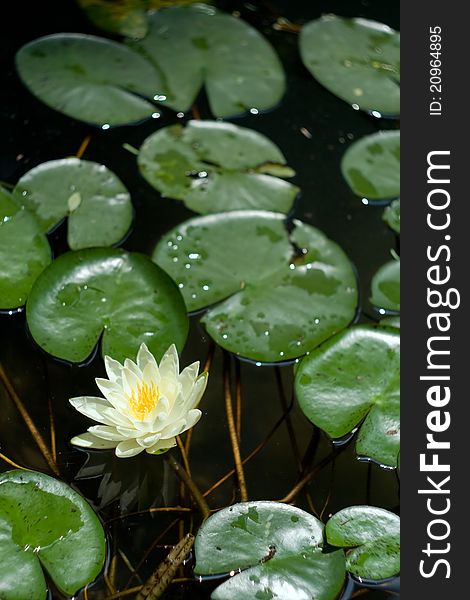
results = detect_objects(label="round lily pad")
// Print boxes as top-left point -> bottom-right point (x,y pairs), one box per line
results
299,15 -> 400,116
0,469 -> 105,599
13,158 -> 133,250
380,316 -> 400,329
26,248 -> 188,363
153,211 -> 358,362
130,4 -> 285,117
16,33 -> 162,127
341,131 -> 400,202
383,199 -> 400,233
370,260 -> 400,312
138,120 -> 298,214
326,505 -> 400,580
194,501 -> 346,600
0,188 -> 51,310
295,325 -> 400,468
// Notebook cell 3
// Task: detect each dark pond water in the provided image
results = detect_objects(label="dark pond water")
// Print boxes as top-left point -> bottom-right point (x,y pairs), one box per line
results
1,0 -> 399,598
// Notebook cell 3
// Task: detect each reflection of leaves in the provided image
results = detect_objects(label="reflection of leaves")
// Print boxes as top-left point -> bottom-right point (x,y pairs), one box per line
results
76,450 -> 169,513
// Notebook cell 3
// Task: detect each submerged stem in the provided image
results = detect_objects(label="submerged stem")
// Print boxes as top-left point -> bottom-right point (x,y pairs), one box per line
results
164,453 -> 210,520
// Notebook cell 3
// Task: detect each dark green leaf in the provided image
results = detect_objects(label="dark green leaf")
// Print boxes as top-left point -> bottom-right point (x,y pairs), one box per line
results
26,248 -> 188,363
0,470 -> 105,599
326,505 -> 400,579
0,188 -> 51,310
299,15 -> 400,116
16,33 -> 162,126
194,501 -> 346,600
341,131 -> 400,201
130,4 -> 285,117
370,260 -> 400,312
138,121 -> 298,214
383,199 -> 400,233
295,326 -> 400,467
13,158 -> 132,249
153,211 -> 358,362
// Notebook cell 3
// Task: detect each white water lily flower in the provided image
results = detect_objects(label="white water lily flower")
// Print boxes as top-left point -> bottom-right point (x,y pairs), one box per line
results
70,344 -> 207,458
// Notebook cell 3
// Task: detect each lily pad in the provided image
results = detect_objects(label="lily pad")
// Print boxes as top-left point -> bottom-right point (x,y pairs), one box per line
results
370,260 -> 400,312
16,33 -> 162,126
383,199 -> 400,233
26,248 -> 188,363
78,0 -> 202,38
299,15 -> 400,116
0,469 -> 105,599
0,188 -> 51,310
380,316 -> 400,329
326,505 -> 400,579
13,158 -> 133,250
138,121 -> 298,214
130,4 -> 285,117
153,211 -> 357,362
295,325 -> 400,468
341,131 -> 400,201
194,501 -> 346,600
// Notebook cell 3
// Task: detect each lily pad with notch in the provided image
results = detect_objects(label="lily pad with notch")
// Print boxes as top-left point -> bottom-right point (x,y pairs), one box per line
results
16,33 -> 163,126
153,211 -> 358,363
13,158 -> 133,250
299,15 -> 400,116
194,501 -> 346,600
341,131 -> 400,202
130,3 -> 285,117
295,325 -> 400,468
0,188 -> 52,310
0,469 -> 105,600
26,248 -> 188,363
326,505 -> 400,580
138,120 -> 298,214
370,259 -> 400,313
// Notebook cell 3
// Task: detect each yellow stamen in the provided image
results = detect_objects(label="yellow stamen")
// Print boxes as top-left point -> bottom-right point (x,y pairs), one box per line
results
129,382 -> 159,420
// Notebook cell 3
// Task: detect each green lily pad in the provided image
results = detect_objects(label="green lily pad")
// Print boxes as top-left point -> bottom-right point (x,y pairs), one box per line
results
383,199 -> 400,233
0,188 -> 51,310
153,211 -> 357,362
370,260 -> 400,312
130,4 -> 285,117
138,121 -> 298,214
299,15 -> 400,116
194,501 -> 346,600
295,325 -> 400,468
0,469 -> 105,599
341,131 -> 400,201
326,505 -> 400,579
26,248 -> 188,363
13,158 -> 133,250
16,33 -> 162,127
77,0 -> 202,38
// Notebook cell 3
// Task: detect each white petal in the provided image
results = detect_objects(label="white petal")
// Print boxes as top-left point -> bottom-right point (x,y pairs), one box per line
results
124,358 -> 143,381
69,396 -> 131,427
115,439 -> 144,458
136,432 -> 162,448
159,417 -> 187,438
122,366 -> 141,398
104,355 -> 124,383
71,432 -> 118,449
88,425 -> 129,441
115,426 -> 142,438
95,378 -> 127,409
137,343 -> 159,374
183,408 -> 202,431
186,372 -> 208,409
178,362 -> 199,397
159,344 -> 179,380
146,437 -> 177,455
142,361 -> 161,389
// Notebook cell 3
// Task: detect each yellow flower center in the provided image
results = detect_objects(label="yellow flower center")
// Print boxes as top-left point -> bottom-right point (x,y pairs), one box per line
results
129,382 -> 159,420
